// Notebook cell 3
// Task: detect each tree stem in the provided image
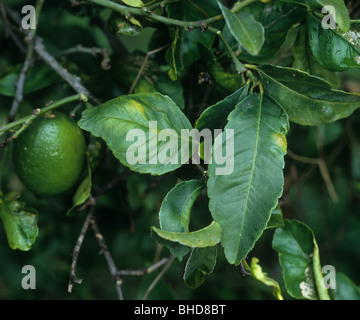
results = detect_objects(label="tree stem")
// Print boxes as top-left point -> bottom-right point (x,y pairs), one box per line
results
86,0 -> 248,73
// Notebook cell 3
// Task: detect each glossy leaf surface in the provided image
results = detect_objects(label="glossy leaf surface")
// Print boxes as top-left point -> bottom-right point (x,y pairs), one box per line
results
256,64 -> 360,126
207,93 -> 289,265
183,246 -> 217,289
78,93 -> 193,175
308,14 -> 360,71
219,1 -> 264,56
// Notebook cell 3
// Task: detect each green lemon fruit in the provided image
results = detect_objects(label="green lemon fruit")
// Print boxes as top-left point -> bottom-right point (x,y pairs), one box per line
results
13,111 -> 86,196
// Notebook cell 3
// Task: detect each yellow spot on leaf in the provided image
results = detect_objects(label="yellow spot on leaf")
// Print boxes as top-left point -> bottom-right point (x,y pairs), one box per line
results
129,100 -> 146,116
273,133 -> 287,153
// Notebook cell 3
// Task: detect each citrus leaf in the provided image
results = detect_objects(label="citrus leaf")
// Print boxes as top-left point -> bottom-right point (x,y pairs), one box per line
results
234,2 -> 307,63
78,93 -> 193,175
308,14 -> 360,71
66,155 -> 92,217
292,26 -> 340,88
315,0 -> 350,32
0,193 -> 39,251
183,246 -> 217,289
195,84 -> 249,132
272,219 -> 331,300
151,221 -> 221,248
159,180 -> 205,233
256,64 -> 360,126
150,230 -> 190,262
278,0 -> 350,32
152,180 -> 205,260
166,0 -> 220,67
218,1 -> 264,56
0,63 -> 61,97
208,63 -> 243,93
166,27 -> 180,81
207,93 -> 289,265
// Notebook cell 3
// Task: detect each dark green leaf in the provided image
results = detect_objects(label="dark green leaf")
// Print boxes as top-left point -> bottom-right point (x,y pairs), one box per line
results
266,203 -> 284,229
183,246 -> 217,289
207,93 -> 289,265
218,2 -> 264,56
308,14 -> 360,71
278,0 -> 350,32
155,179 -> 204,260
315,0 -> 350,32
256,64 -> 360,126
208,63 -> 243,93
0,64 -> 61,97
197,43 -> 216,68
159,180 -> 204,233
166,0 -> 220,67
272,219 -> 330,300
226,2 -> 307,63
195,84 -> 249,132
293,26 -> 340,88
150,230 -> 190,262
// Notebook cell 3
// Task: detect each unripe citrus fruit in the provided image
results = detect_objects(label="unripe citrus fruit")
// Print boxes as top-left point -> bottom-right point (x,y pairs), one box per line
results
13,111 -> 86,196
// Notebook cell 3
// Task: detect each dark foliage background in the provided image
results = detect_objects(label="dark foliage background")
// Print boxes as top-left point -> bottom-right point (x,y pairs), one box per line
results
0,0 -> 360,299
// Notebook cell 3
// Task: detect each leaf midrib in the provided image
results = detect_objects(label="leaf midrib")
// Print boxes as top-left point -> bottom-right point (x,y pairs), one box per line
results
309,12 -> 356,52
236,94 -> 262,261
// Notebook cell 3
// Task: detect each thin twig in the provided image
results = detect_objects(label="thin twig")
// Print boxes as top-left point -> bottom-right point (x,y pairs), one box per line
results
59,44 -> 112,70
318,158 -> 339,203
34,37 -> 92,98
0,1 -> 26,54
316,127 -> 339,203
86,0 -> 257,30
60,44 -> 104,57
68,203 -> 95,293
117,257 -> 170,276
142,255 -> 175,300
153,243 -> 163,264
128,43 -> 170,94
8,0 -> 45,122
90,217 -> 124,300
8,53 -> 34,122
4,6 -> 100,104
287,149 -> 319,165
67,176 -> 125,298
287,149 -> 339,203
